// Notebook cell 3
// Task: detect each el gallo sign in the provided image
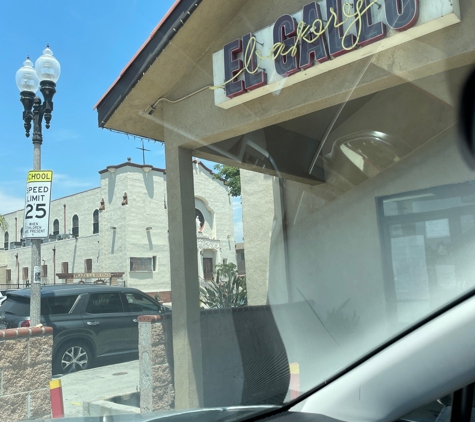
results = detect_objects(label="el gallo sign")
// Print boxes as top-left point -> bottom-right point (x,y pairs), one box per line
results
212,0 -> 460,109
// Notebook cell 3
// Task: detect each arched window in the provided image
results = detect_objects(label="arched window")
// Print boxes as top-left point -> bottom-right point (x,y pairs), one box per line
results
93,210 -> 99,234
195,209 -> 205,233
72,215 -> 79,237
4,232 -> 8,250
53,219 -> 60,236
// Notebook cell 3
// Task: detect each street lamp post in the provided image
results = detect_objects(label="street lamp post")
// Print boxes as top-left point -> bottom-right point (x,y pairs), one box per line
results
16,46 -> 60,327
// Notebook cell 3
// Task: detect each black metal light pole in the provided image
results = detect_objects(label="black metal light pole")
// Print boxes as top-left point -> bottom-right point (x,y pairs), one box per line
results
20,79 -> 56,141
16,46 -> 60,327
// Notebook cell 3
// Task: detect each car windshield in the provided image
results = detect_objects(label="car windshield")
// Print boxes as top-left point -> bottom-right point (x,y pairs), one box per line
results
1,1 -> 475,422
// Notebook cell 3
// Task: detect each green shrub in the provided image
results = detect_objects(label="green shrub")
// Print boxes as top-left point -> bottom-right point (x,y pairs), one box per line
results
200,263 -> 247,308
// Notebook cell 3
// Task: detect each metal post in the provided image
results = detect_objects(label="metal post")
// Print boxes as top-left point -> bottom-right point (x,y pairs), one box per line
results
19,69 -> 57,327
30,141 -> 42,327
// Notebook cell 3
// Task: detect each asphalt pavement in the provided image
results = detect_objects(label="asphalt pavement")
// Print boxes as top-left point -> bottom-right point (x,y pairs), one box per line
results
59,359 -> 139,417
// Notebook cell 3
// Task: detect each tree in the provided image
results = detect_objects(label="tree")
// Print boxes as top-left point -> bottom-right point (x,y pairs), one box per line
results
213,164 -> 241,197
200,262 -> 247,309
0,215 -> 7,232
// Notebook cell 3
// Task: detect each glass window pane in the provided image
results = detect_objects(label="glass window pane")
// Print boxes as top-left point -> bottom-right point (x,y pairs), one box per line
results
43,295 -> 79,315
0,296 -> 30,315
86,293 -> 124,314
129,257 -> 153,272
378,183 -> 475,325
125,293 -> 160,313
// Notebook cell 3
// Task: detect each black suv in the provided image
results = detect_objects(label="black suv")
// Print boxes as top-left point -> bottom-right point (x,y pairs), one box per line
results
0,285 -> 169,375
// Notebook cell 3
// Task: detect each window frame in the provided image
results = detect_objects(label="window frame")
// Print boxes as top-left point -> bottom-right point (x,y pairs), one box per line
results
376,181 -> 475,327
93,209 -> 99,234
129,257 -> 153,272
53,219 -> 59,236
41,295 -> 80,315
61,262 -> 69,273
84,258 -> 93,273
72,214 -> 79,237
123,292 -> 162,313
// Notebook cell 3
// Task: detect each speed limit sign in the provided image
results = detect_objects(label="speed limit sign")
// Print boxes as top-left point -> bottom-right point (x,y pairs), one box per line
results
23,170 -> 53,239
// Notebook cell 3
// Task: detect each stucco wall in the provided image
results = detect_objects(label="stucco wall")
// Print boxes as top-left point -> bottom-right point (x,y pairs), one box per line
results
241,170 -> 274,305
51,188 -> 101,238
1,230 -> 101,286
266,99 -> 471,395
193,161 -> 236,264
0,162 -> 235,293
101,165 -> 171,293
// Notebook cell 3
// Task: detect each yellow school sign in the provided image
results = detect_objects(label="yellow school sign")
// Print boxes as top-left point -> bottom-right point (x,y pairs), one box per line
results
27,170 -> 53,183
23,170 -> 53,239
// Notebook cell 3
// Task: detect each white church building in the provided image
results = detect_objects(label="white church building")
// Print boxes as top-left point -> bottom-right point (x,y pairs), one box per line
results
0,160 -> 236,298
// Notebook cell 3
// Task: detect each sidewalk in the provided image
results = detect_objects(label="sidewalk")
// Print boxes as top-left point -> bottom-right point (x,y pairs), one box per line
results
59,360 -> 139,417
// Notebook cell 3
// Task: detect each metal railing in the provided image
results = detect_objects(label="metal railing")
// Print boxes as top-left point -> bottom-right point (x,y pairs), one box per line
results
0,278 -> 125,291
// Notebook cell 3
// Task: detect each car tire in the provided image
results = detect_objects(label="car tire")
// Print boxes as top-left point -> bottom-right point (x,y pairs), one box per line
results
53,341 -> 93,375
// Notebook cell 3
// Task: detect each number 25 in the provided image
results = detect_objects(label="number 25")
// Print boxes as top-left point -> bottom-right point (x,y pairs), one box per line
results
25,203 -> 47,219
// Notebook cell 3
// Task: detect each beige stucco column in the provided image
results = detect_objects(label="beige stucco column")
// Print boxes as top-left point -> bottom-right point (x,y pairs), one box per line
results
165,143 -> 203,409
241,170 -> 274,305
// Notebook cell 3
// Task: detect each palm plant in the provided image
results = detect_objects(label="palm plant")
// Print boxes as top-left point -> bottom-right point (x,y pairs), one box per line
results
200,263 -> 247,309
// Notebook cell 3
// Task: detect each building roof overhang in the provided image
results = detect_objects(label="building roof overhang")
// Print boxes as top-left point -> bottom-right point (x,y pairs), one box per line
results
94,0 -> 246,142
95,0 -> 197,131
94,0 -> 475,185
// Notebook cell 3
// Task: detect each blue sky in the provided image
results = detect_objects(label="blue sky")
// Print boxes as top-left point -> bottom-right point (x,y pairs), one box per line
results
0,1 -> 243,241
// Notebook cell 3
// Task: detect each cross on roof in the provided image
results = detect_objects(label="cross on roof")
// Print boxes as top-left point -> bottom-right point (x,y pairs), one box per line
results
136,139 -> 151,165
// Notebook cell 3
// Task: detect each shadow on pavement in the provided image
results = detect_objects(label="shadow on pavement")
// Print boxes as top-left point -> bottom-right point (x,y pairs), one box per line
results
94,352 -> 138,369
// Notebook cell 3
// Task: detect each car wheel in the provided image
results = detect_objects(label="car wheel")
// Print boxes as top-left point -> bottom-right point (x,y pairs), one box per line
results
54,341 -> 93,375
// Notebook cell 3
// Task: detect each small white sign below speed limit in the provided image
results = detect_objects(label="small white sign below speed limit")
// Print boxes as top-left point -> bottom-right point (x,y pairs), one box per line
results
23,170 -> 53,239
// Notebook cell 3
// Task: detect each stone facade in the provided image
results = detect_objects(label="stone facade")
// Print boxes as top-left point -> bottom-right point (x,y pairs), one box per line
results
138,315 -> 174,412
0,160 -> 236,294
0,326 -> 53,422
